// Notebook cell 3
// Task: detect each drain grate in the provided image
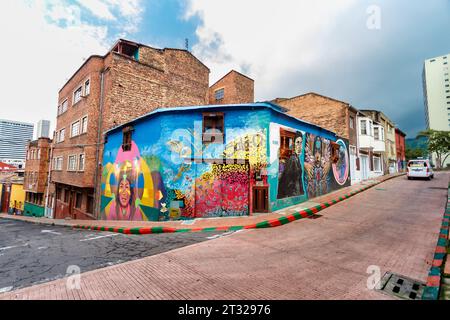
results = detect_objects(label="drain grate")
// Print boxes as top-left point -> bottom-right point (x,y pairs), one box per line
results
376,272 -> 425,300
307,214 -> 323,219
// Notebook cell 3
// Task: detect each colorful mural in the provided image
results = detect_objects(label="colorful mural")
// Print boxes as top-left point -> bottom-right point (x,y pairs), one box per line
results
277,130 -> 305,199
101,141 -> 165,221
100,106 -> 351,221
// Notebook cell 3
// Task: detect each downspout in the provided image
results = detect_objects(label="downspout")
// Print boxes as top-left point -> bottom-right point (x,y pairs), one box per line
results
44,144 -> 53,218
93,68 -> 107,219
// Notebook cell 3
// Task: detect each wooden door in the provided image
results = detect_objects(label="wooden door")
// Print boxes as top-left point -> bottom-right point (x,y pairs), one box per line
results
253,186 -> 268,213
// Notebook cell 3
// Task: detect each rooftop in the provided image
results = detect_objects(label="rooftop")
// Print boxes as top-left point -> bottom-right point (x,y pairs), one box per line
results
105,102 -> 337,138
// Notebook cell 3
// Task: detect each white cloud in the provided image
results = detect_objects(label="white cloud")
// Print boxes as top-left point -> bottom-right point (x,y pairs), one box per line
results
75,0 -> 116,20
0,0 -> 143,138
185,0 -> 358,101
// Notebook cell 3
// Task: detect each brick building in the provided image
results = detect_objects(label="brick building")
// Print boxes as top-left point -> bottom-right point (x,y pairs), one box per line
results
209,70 -> 254,105
395,128 -> 407,172
23,137 -> 52,217
271,93 -> 359,184
51,39 -> 210,220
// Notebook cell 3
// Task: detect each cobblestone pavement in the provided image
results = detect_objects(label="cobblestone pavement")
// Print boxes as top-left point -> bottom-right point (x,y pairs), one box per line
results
1,172 -> 448,299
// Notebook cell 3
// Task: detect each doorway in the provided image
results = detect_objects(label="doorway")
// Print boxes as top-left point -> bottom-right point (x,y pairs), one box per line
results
253,186 -> 269,213
360,155 -> 369,180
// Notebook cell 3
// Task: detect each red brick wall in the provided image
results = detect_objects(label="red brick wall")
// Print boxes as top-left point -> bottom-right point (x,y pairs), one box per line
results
209,71 -> 254,105
275,93 -> 355,146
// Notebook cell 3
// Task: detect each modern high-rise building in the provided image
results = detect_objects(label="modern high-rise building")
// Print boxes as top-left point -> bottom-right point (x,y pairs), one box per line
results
0,119 -> 34,168
422,53 -> 450,167
36,120 -> 51,138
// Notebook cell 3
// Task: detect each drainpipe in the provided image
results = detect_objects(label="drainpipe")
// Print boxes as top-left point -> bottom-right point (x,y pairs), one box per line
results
44,144 -> 53,218
93,68 -> 107,219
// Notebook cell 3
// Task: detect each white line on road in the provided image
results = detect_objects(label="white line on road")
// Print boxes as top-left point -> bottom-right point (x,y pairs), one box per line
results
0,243 -> 29,251
206,230 -> 237,240
80,233 -> 119,242
41,230 -> 62,235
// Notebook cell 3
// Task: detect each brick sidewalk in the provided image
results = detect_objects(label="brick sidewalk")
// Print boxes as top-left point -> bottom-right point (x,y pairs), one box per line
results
0,173 -> 404,232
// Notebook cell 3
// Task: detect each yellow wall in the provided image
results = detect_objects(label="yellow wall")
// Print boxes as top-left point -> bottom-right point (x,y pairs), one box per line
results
9,184 -> 25,210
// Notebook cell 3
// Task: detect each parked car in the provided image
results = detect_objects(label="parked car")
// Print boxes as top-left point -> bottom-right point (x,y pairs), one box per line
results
407,159 -> 434,180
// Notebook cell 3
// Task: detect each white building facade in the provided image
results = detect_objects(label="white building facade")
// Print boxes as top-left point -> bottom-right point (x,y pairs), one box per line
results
423,53 -> 450,168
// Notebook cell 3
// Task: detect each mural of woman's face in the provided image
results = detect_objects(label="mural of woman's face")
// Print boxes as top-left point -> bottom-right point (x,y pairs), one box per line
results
118,178 -> 131,208
294,136 -> 302,155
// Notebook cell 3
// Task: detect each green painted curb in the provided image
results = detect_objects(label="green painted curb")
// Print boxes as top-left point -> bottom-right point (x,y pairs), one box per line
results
69,174 -> 405,235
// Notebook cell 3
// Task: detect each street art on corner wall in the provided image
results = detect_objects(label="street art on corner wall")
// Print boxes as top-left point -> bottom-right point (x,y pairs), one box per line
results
101,116 -> 268,221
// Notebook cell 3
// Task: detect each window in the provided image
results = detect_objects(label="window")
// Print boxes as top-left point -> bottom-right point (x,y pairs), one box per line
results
81,116 -> 88,134
122,126 -> 133,151
84,79 -> 90,96
71,120 -> 80,137
78,154 -> 85,171
349,116 -> 354,129
202,113 -> 224,144
73,86 -> 83,104
62,99 -> 68,113
381,128 -> 385,141
86,195 -> 94,214
373,157 -> 381,172
68,155 -> 77,171
58,128 -> 65,143
54,157 -> 63,171
75,193 -> 82,209
57,105 -> 62,116
374,127 -> 379,140
215,88 -> 224,101
279,129 -> 296,160
360,120 -> 367,135
37,149 -> 41,160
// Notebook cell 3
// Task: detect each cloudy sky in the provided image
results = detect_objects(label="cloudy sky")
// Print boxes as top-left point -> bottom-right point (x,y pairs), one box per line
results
0,0 -> 449,139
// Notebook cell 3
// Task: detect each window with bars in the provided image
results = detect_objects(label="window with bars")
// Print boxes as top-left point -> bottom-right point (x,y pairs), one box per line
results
73,86 -> 83,104
68,155 -> 77,171
71,120 -> 80,137
214,88 -> 224,101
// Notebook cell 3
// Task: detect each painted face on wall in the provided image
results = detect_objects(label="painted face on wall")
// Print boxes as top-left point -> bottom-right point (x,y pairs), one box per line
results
118,177 -> 131,208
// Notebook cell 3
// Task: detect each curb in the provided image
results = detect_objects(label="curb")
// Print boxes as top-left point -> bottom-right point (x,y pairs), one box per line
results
72,174 -> 404,235
422,184 -> 450,300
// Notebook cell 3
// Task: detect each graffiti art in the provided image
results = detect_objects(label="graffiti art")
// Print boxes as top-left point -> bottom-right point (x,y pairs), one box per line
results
303,134 -> 332,198
332,139 -> 350,186
277,129 -> 305,199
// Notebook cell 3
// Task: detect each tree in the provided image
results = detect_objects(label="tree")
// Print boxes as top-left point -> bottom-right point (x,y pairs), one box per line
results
405,147 -> 425,161
416,129 -> 450,168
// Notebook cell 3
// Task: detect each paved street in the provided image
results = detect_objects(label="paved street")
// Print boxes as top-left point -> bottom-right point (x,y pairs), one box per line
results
0,220 -> 227,293
0,173 -> 448,299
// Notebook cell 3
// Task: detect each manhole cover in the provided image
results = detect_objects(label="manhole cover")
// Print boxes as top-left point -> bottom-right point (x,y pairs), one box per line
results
307,214 -> 323,219
376,272 -> 425,300
428,187 -> 447,190
375,188 -> 387,191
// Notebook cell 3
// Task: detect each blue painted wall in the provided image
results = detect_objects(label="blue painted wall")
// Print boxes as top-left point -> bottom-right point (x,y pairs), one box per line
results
101,105 -> 351,221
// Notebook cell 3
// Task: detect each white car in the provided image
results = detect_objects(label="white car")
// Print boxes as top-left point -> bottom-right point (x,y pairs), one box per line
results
407,159 -> 434,180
